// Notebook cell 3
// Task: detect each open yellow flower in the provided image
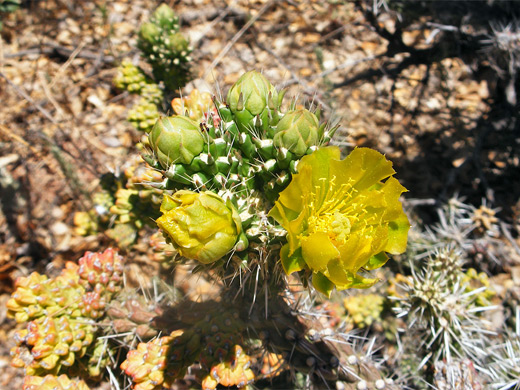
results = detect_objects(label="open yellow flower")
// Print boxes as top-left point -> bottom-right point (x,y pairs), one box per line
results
268,146 -> 410,296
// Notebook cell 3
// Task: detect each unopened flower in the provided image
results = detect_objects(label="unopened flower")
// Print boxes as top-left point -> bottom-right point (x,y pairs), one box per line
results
269,146 -> 410,295
148,115 -> 204,168
156,191 -> 243,264
227,70 -> 280,131
273,109 -> 320,156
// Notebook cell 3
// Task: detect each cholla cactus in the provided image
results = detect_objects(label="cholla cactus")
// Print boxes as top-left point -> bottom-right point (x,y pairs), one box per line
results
390,197 -> 504,388
487,331 -> 520,389
392,247 -> 495,382
117,70 -> 410,389
137,4 -> 191,92
114,4 -> 191,133
8,249 -> 126,380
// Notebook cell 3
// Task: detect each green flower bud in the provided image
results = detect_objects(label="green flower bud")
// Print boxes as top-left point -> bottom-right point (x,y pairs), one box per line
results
226,71 -> 279,131
139,22 -> 161,43
149,115 -> 204,168
152,3 -> 178,30
167,32 -> 189,53
156,191 -> 242,264
273,109 -> 320,156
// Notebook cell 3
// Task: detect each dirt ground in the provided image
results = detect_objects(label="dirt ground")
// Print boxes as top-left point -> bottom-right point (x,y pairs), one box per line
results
1,0 -> 519,388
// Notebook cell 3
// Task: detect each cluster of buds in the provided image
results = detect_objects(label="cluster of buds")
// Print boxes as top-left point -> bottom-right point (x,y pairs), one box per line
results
122,306 -> 254,390
343,293 -> 385,329
11,316 -> 95,375
23,374 -> 90,390
8,249 -> 125,380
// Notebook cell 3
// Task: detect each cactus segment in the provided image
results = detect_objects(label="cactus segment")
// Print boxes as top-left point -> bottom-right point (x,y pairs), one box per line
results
11,316 -> 95,376
171,89 -> 214,123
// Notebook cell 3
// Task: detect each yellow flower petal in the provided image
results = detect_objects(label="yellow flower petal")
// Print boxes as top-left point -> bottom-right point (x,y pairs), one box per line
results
301,232 -> 340,271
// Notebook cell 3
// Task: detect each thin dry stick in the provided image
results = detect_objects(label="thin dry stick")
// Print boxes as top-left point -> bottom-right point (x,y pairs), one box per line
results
0,124 -> 43,158
204,0 -> 278,77
192,0 -> 238,47
49,41 -> 86,89
0,71 -> 57,124
0,123 -> 65,180
0,33 -> 4,71
0,71 -> 93,203
39,72 -> 65,119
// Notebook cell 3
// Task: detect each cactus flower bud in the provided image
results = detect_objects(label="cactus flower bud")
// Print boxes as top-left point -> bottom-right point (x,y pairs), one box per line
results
152,4 -> 178,29
167,32 -> 189,52
156,191 -> 243,264
149,115 -> 204,168
273,109 -> 320,156
226,70 -> 279,131
139,22 -> 161,43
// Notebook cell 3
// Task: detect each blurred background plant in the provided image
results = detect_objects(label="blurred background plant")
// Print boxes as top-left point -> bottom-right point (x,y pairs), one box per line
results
0,0 -> 20,30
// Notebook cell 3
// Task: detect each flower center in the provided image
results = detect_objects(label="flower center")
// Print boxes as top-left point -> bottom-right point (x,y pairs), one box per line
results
305,176 -> 362,246
308,210 -> 352,245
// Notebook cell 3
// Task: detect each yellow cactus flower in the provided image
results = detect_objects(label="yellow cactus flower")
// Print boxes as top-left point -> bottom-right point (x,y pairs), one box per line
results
156,191 -> 243,264
268,146 -> 410,296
